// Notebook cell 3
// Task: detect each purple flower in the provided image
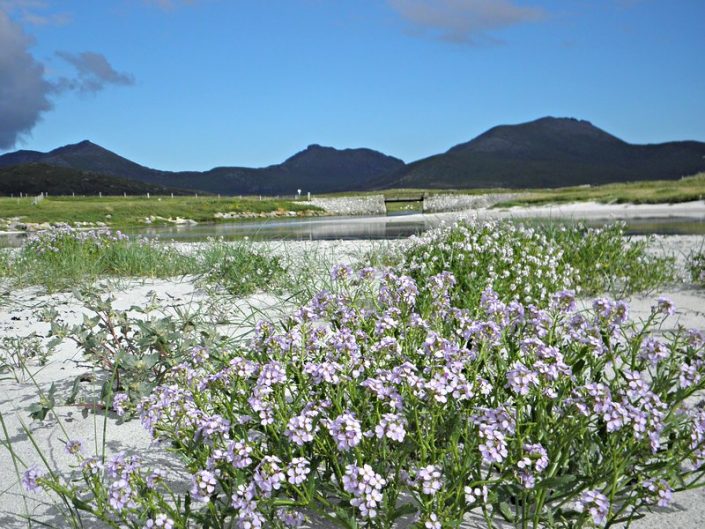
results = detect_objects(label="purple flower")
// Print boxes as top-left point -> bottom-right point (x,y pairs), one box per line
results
680,363 -> 701,389
506,362 -> 539,396
326,411 -> 363,451
653,296 -> 676,316
551,289 -> 577,312
253,456 -> 286,496
144,514 -> 174,529
624,370 -> 649,400
287,457 -> 310,485
196,414 -> 230,440
106,451 -> 141,479
191,345 -> 210,364
80,456 -> 103,476
228,440 -> 254,469
21,465 -> 45,493
191,470 -> 218,502
277,508 -> 307,528
479,429 -> 508,464
417,465 -> 443,495
640,337 -> 670,365
112,393 -> 129,416
643,479 -> 673,507
232,484 -> 265,529
109,478 -> 136,511
374,413 -> 407,442
147,469 -> 167,488
64,439 -> 82,456
342,464 -> 386,519
576,490 -> 610,527
331,264 -> 353,281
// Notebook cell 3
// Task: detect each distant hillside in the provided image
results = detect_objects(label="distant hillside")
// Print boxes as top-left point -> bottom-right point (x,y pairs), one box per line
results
0,164 -> 193,196
0,142 -> 405,195
373,117 -> 705,189
2,118 -> 705,194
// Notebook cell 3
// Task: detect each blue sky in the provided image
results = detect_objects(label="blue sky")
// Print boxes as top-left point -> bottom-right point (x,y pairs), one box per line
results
1,0 -> 704,170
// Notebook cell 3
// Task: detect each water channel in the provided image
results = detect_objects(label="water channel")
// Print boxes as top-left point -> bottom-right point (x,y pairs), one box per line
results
1,213 -> 705,248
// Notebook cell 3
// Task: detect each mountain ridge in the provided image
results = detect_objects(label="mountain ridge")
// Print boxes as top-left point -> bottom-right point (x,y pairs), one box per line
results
2,117 -> 705,194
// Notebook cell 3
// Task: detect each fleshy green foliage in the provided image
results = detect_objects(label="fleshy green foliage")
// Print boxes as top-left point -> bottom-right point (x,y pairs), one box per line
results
687,250 -> 705,286
20,271 -> 705,529
198,239 -> 286,297
48,290 -> 235,416
400,221 -> 674,314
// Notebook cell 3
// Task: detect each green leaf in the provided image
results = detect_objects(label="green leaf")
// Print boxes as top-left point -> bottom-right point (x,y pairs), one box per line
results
332,506 -> 359,529
540,474 -> 578,490
71,496 -> 93,512
64,376 -> 82,406
498,501 -> 515,522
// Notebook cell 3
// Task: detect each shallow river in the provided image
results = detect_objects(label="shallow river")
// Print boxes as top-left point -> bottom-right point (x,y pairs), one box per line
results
1,213 -> 705,248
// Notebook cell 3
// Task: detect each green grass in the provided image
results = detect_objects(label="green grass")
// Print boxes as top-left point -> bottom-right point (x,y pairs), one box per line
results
385,201 -> 423,214
0,229 -> 288,294
493,172 -> 705,207
0,195 -> 323,228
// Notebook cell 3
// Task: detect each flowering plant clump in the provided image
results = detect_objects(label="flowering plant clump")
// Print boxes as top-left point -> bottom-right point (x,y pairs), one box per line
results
401,220 -> 575,309
23,268 -> 705,529
399,220 -> 674,312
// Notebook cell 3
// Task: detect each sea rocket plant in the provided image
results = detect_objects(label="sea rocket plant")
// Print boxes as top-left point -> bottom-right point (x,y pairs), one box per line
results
18,255 -> 705,528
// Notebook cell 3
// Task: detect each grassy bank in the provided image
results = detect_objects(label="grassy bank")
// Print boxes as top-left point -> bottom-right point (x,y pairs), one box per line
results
493,172 -> 705,207
0,195 -> 323,228
0,228 -> 287,294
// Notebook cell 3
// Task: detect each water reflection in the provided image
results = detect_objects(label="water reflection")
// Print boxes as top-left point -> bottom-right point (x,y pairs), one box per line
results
1,215 -> 704,248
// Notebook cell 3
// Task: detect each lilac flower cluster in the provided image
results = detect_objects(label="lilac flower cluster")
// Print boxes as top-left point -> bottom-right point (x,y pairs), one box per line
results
575,490 -> 610,527
342,464 -> 386,518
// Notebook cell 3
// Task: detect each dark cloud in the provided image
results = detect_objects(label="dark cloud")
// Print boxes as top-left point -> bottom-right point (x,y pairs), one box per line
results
0,8 -> 134,150
0,9 -> 52,150
388,0 -> 546,44
56,51 -> 135,93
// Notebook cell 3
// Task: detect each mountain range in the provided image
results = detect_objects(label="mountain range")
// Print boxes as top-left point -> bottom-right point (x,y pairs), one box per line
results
2,117 -> 704,195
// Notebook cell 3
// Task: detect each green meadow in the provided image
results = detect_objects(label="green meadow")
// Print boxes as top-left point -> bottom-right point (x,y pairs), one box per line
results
0,195 -> 323,227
